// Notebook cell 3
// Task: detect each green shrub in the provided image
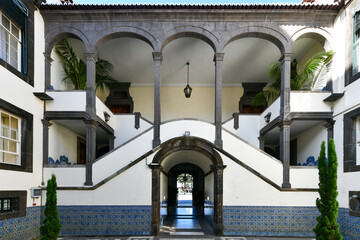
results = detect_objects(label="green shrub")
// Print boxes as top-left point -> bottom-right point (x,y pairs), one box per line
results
314,139 -> 342,240
40,174 -> 62,240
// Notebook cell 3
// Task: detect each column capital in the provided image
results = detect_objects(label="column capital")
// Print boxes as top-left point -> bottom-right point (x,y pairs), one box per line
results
84,52 -> 97,62
279,52 -> 293,62
108,135 -> 116,141
324,120 -> 336,129
149,163 -> 162,170
152,52 -> 163,62
83,119 -> 99,127
43,52 -> 53,63
211,164 -> 227,171
278,120 -> 292,128
213,53 -> 225,62
41,119 -> 53,127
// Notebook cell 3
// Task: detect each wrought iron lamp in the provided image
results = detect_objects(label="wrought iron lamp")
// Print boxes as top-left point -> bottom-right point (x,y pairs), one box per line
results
184,62 -> 192,98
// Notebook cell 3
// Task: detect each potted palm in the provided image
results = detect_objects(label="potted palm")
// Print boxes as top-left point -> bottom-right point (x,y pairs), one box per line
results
54,37 -> 115,91
252,50 -> 334,106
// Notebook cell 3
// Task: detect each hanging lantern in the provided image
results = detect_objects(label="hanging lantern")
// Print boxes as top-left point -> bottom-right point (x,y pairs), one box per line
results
184,62 -> 192,98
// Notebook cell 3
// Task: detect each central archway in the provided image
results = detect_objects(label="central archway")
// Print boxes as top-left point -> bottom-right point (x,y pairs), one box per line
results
150,136 -> 225,236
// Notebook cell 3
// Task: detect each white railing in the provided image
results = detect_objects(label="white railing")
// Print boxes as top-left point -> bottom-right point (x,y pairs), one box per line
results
44,166 -> 86,187
96,97 -> 115,127
160,119 -> 215,143
290,167 -> 318,189
222,115 -> 260,146
112,114 -> 153,147
222,130 -> 283,186
92,129 -> 153,185
259,97 -> 280,128
290,91 -> 331,112
46,91 -> 86,112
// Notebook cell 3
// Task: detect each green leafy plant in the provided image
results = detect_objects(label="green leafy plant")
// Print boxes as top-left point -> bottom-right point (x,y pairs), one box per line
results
40,174 -> 62,240
252,50 -> 334,106
54,37 -> 115,91
314,139 -> 342,240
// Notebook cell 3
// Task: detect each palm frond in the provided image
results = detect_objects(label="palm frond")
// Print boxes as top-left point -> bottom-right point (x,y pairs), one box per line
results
54,37 -> 115,91
299,50 -> 334,90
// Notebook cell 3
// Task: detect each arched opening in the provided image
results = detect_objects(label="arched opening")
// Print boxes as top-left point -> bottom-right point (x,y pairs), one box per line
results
151,137 -> 225,236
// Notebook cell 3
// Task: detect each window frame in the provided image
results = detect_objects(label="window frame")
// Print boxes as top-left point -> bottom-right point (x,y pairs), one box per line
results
0,11 -> 22,71
0,0 -> 33,86
346,2 -> 360,86
1,109 -> 21,165
0,99 -> 32,172
0,191 -> 26,220
344,106 -> 360,172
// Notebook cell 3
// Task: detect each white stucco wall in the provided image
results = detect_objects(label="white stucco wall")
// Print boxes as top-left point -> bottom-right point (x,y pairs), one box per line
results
222,115 -> 260,146
295,123 -> 327,165
112,115 -> 153,147
48,122 -> 82,165
222,154 -> 319,206
204,173 -> 214,202
160,172 -> 168,203
0,10 -> 45,207
52,159 -> 152,205
130,86 -> 243,123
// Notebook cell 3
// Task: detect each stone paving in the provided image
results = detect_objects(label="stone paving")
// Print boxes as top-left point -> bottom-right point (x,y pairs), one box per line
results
58,236 -> 316,240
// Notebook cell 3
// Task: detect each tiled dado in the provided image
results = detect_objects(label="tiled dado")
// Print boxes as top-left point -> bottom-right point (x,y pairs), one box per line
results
58,205 -> 151,236
0,206 -> 41,240
223,206 -> 360,240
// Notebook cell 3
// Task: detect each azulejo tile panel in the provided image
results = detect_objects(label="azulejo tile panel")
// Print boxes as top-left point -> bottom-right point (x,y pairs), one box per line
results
58,205 -> 151,236
223,206 -> 360,240
0,206 -> 41,240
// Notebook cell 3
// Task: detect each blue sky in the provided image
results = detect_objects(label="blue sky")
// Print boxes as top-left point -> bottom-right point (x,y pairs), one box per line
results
72,0 -> 301,4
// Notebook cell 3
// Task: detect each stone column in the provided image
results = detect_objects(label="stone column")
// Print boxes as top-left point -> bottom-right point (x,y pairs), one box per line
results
85,53 -> 97,119
150,163 -> 161,235
258,136 -> 265,151
212,164 -> 226,236
279,121 -> 291,188
41,119 -> 52,185
152,52 -> 162,148
280,53 -> 292,120
84,120 -> 98,186
43,52 -> 53,90
324,120 -> 335,143
280,53 -> 292,189
214,53 -> 224,148
108,135 -> 115,151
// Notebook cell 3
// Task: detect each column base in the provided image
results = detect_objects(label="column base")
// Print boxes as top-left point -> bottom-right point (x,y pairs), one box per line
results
282,182 -> 291,188
214,139 -> 223,148
214,223 -> 224,236
84,181 -> 93,186
150,223 -> 159,236
152,138 -> 161,149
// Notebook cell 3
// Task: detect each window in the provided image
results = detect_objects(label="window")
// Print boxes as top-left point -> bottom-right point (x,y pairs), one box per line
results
0,191 -> 26,220
353,11 -> 360,75
344,107 -> 360,172
0,198 -> 17,213
0,0 -> 34,85
0,12 -> 21,71
357,116 -> 360,165
0,99 -> 32,172
0,109 -> 21,165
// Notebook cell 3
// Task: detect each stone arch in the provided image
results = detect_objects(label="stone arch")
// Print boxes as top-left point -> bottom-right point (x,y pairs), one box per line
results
291,27 -> 334,51
160,26 -> 221,53
45,27 -> 90,56
152,136 -> 223,166
222,25 -> 290,54
150,136 -> 225,236
91,26 -> 158,51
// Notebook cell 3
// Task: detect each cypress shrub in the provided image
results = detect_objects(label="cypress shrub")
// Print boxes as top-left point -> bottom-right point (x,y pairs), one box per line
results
40,174 -> 62,240
314,139 -> 342,240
